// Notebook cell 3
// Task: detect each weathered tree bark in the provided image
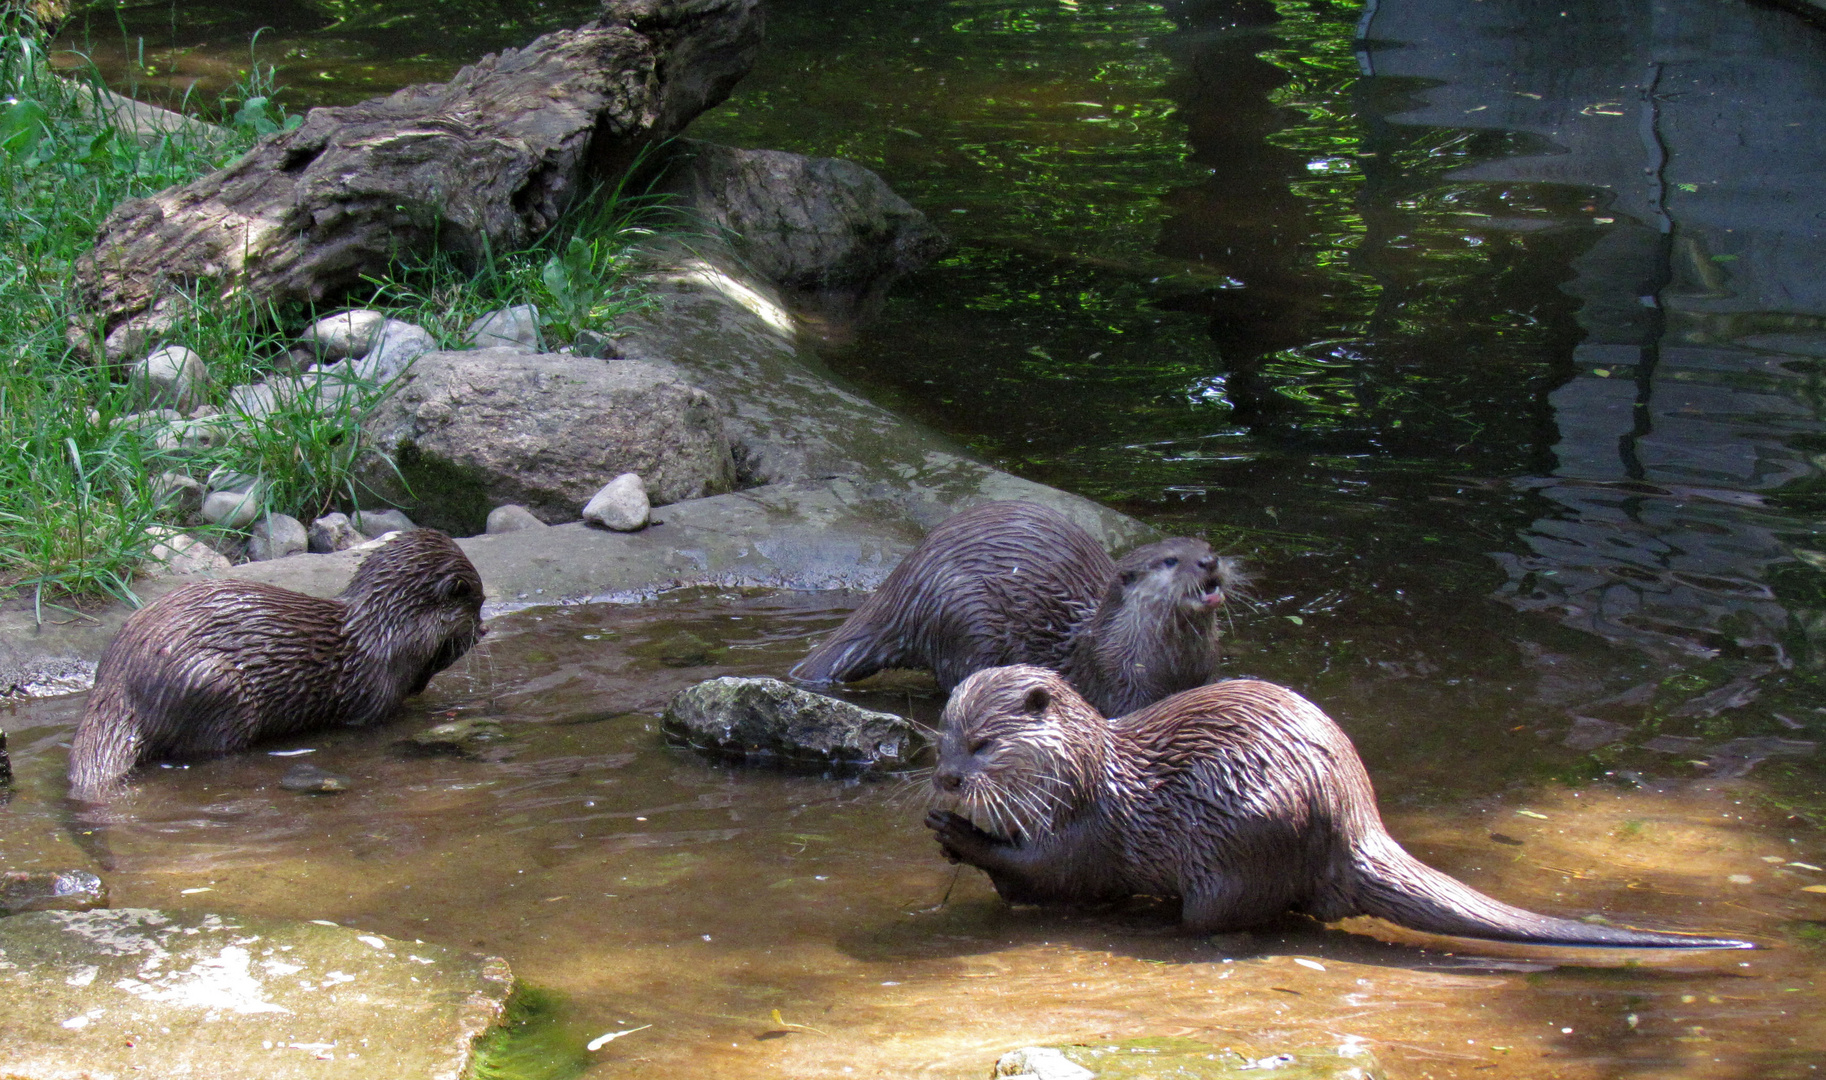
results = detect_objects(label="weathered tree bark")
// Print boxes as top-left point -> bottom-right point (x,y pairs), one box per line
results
73,0 -> 762,363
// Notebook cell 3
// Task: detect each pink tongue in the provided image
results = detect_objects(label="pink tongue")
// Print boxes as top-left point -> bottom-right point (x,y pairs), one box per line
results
1201,590 -> 1226,608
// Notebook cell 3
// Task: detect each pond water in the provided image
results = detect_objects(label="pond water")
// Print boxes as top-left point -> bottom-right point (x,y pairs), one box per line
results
17,0 -> 1826,1076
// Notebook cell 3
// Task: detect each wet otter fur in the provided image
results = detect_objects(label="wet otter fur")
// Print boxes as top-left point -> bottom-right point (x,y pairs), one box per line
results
69,529 -> 485,802
791,501 -> 1245,716
926,666 -> 1753,949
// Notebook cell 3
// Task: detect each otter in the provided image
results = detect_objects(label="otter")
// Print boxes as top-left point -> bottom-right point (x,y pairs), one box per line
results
69,529 -> 485,802
791,501 -> 1245,716
925,666 -> 1753,949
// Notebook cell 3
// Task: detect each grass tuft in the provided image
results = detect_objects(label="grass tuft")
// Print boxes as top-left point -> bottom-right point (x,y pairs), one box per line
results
0,16 -> 659,611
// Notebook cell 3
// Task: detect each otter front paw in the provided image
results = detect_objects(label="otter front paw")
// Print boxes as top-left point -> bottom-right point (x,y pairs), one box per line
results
925,809 -> 1002,865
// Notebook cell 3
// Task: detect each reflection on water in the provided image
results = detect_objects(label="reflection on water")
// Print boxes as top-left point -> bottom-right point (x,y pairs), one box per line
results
4,595 -> 1825,1079
17,0 -> 1826,1074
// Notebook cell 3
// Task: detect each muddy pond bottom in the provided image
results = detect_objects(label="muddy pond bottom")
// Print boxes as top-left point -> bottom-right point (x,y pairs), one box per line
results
3,590 -> 1823,1079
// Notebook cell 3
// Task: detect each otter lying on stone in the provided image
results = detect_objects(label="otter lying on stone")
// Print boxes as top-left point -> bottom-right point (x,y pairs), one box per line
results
791,501 -> 1245,716
926,666 -> 1753,949
69,529 -> 485,802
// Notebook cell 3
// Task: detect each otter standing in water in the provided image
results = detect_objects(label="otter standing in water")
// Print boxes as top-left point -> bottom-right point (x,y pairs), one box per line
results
791,501 -> 1245,716
926,666 -> 1753,949
69,529 -> 486,802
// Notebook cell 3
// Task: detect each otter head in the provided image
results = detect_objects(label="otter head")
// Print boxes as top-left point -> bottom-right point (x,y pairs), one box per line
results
931,665 -> 1106,842
1108,537 -> 1245,617
340,529 -> 486,688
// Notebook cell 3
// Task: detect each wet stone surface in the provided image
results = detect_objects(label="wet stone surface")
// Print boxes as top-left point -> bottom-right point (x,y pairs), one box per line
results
279,763 -> 355,794
0,908 -> 512,1080
663,675 -> 921,772
995,1039 -> 1385,1080
398,717 -> 512,758
1,869 -> 108,914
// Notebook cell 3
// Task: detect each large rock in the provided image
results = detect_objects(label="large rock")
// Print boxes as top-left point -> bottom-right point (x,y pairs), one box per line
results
74,0 -> 764,360
662,676 -> 919,771
0,908 -> 512,1080
362,348 -> 737,534
657,139 -> 949,325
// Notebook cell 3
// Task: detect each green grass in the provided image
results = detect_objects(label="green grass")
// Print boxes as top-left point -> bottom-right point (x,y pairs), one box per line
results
0,16 -> 658,613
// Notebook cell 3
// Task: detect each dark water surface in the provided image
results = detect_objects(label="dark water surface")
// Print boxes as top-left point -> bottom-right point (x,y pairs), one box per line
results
16,0 -> 1826,1076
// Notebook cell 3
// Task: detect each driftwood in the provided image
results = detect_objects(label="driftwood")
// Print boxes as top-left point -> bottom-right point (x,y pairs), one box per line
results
74,0 -> 762,362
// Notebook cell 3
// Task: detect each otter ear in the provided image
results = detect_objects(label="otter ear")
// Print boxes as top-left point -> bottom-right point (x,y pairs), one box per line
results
1022,686 -> 1050,715
437,575 -> 475,602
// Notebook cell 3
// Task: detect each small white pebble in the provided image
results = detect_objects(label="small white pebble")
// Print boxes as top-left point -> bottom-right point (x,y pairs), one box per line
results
1728,874 -> 1754,884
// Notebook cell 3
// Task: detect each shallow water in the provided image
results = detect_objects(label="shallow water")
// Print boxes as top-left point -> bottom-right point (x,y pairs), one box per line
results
4,593 -> 1825,1078
19,0 -> 1826,1075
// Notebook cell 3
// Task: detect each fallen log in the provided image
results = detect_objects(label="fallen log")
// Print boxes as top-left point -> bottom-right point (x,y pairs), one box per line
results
74,0 -> 762,362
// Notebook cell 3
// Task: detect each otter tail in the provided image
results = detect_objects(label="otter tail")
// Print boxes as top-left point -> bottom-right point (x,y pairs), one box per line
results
789,600 -> 907,687
1348,832 -> 1753,949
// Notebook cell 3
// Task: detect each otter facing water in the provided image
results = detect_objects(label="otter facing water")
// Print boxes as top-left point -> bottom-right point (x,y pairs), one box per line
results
926,666 -> 1753,949
791,501 -> 1244,716
69,529 -> 485,802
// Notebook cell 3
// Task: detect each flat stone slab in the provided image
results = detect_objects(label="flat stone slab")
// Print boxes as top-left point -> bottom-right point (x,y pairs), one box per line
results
663,676 -> 919,771
0,908 -> 512,1080
996,1038 -> 1384,1080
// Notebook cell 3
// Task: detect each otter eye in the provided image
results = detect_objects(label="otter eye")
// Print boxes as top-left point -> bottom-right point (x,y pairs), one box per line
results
1022,686 -> 1050,715
1161,556 -> 1179,569
968,736 -> 995,755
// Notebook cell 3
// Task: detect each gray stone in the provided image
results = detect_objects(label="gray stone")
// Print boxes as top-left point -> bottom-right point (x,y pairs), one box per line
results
279,763 -> 354,793
130,344 -> 209,413
149,414 -> 236,457
361,348 -> 737,534
1,870 -> 108,914
581,472 -> 650,531
657,140 -> 950,325
346,318 -> 438,385
308,512 -> 367,553
485,504 -> 549,534
248,513 -> 309,561
151,470 -> 205,521
301,308 -> 387,362
351,508 -> 416,537
995,1039 -> 1384,1080
142,526 -> 232,576
0,908 -> 512,1080
400,718 -> 511,758
662,676 -> 918,771
463,305 -> 541,351
201,482 -> 267,529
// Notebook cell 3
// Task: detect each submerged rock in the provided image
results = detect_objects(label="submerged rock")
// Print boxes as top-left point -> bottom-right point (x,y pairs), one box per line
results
0,907 -> 512,1080
401,718 -> 511,758
280,763 -> 354,793
994,1039 -> 1384,1080
662,676 -> 918,771
1,870 -> 108,914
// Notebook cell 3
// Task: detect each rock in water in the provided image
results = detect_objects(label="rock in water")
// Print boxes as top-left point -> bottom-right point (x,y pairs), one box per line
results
662,676 -> 918,771
400,718 -> 512,758
0,908 -> 512,1080
280,762 -> 355,793
0,870 -> 109,913
75,0 -> 764,360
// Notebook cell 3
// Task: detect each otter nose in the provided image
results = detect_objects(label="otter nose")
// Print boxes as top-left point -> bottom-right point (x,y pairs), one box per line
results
1196,556 -> 1217,571
935,771 -> 963,792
